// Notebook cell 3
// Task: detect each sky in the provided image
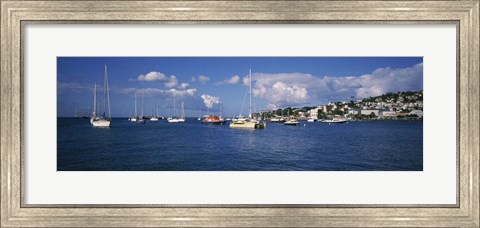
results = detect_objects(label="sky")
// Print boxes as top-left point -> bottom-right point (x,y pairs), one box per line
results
57,57 -> 423,117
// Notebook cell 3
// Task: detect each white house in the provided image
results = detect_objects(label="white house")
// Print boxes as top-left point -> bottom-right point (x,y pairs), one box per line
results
309,107 -> 320,119
361,109 -> 381,116
347,109 -> 359,115
382,111 -> 397,117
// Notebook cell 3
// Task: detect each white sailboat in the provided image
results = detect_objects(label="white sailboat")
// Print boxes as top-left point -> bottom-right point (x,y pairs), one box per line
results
168,100 -> 185,123
230,69 -> 266,129
129,93 -> 138,122
136,92 -> 146,124
90,65 -> 111,127
150,104 -> 159,121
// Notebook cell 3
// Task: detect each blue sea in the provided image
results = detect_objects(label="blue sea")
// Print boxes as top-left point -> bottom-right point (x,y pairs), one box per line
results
57,118 -> 423,171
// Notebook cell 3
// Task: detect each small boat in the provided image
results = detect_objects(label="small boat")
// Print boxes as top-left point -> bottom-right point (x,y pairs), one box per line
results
269,117 -> 286,123
321,116 -> 349,124
129,117 -> 137,122
307,118 -> 318,122
201,115 -> 226,125
167,117 -> 185,123
90,65 -> 111,127
284,119 -> 300,126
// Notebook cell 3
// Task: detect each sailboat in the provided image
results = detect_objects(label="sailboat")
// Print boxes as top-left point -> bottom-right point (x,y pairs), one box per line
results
128,93 -> 139,122
150,104 -> 159,121
90,65 -> 111,127
168,98 -> 186,123
128,93 -> 145,124
136,92 -> 146,124
229,69 -> 266,129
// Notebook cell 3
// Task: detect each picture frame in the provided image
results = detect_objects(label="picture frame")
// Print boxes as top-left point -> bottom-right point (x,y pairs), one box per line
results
1,0 -> 478,227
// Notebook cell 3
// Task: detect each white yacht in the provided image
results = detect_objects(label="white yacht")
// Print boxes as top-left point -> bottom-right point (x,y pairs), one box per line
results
284,119 -> 300,126
321,116 -> 349,124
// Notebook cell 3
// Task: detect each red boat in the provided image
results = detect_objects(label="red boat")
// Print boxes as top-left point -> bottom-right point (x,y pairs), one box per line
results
201,115 -> 226,125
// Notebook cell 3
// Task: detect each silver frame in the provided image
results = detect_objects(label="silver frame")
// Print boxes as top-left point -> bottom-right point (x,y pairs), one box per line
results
1,1 -> 479,227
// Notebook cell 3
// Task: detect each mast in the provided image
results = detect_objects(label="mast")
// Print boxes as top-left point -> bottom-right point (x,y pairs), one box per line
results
141,92 -> 144,117
93,82 -> 97,117
105,65 -> 111,118
103,65 -> 107,117
173,96 -> 177,116
134,93 -> 137,116
181,101 -> 185,118
249,68 -> 252,118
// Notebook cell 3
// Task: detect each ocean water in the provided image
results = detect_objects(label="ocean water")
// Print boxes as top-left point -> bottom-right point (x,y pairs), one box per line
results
57,118 -> 423,171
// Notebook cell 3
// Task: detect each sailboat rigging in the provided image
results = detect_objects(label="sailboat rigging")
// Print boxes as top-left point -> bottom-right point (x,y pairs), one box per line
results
229,69 -> 266,129
168,97 -> 186,123
90,65 -> 111,127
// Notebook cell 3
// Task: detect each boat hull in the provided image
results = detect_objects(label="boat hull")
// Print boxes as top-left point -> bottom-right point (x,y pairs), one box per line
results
229,121 -> 266,129
321,120 -> 349,124
91,119 -> 111,127
168,118 -> 185,123
202,120 -> 226,125
284,122 -> 299,126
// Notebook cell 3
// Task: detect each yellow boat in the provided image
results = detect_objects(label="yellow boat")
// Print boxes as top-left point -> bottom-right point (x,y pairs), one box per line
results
229,120 -> 266,129
229,69 -> 266,129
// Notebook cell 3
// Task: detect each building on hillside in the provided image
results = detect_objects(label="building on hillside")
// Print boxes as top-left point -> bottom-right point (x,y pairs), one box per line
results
309,107 -> 320,119
347,108 -> 360,115
360,109 -> 381,116
409,110 -> 423,117
381,110 -> 397,118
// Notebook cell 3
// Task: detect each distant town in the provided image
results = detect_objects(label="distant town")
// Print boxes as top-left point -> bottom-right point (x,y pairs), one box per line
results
257,90 -> 423,121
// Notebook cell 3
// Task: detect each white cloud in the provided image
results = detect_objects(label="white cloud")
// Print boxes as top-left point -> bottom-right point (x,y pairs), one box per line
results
163,76 -> 178,88
216,75 -> 241,85
178,83 -> 189,89
169,88 -> 197,97
112,87 -> 197,98
250,63 -> 423,107
137,72 -> 167,81
242,76 -> 251,86
198,75 -> 210,84
200,94 -> 221,108
135,72 -> 181,89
